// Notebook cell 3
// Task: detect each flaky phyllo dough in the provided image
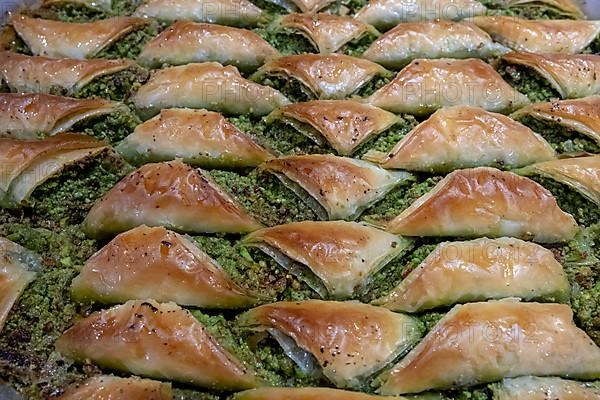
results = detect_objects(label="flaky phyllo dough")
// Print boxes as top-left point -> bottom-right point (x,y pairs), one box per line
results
0,51 -> 134,94
382,167 -> 578,242
56,300 -> 259,390
0,93 -> 123,139
364,105 -> 555,171
365,59 -> 529,115
499,52 -> 600,99
273,14 -> 378,54
82,160 -> 263,237
131,62 -> 289,119
377,300 -> 600,394
10,14 -> 147,59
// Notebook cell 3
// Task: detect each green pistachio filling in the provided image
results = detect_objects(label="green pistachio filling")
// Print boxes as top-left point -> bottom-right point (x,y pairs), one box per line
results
72,107 -> 140,144
74,66 -> 149,101
208,169 -> 319,227
254,28 -> 316,56
483,3 -> 575,19
497,61 -> 560,103
551,224 -> 600,345
26,151 -> 133,227
0,224 -> 97,400
254,73 -> 389,102
230,115 -> 326,155
360,241 -> 441,303
528,176 -> 600,227
516,115 -> 600,154
230,114 -> 416,157
191,234 -> 316,301
43,0 -> 144,22
95,22 -> 160,60
255,25 -> 377,56
361,175 -> 442,225
353,74 -> 391,98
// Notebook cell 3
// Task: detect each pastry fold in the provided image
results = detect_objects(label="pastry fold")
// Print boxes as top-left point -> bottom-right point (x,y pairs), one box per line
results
56,376 -> 173,400
116,108 -> 272,168
0,134 -> 108,207
363,20 -> 508,69
511,96 -> 600,146
0,51 -> 134,94
137,21 -> 279,72
82,159 -> 263,238
56,300 -> 259,390
384,167 -> 578,243
473,17 -> 600,54
134,0 -> 263,27
261,154 -> 411,220
252,54 -> 388,99
243,221 -> 408,298
131,62 -> 289,119
0,93 -> 122,139
500,52 -> 600,99
267,100 -> 400,156
274,13 -> 378,54
71,225 -> 259,308
378,301 -> 600,394
11,14 -> 147,59
238,300 -> 422,388
364,105 -> 556,171
492,376 -> 600,400
519,156 -> 600,208
365,58 -> 529,115
0,237 -> 41,333
375,237 -> 569,312
354,0 -> 487,31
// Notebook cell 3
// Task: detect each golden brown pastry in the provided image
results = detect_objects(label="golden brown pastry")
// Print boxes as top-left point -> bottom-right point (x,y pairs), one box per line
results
511,96 -> 600,146
492,376 -> 600,400
137,21 -> 279,72
365,58 -> 529,115
71,225 -> 260,307
116,108 -> 272,167
242,221 -> 408,298
0,237 -> 40,333
378,300 -> 600,394
131,62 -> 289,119
473,17 -> 600,53
363,20 -> 508,69
384,167 -> 578,243
56,300 -> 259,390
238,300 -> 422,388
10,14 -> 146,59
267,100 -> 400,156
82,159 -> 263,238
56,376 -> 173,400
133,0 -> 263,27
252,54 -> 388,99
0,51 -> 134,94
375,237 -> 569,312
364,105 -> 556,171
500,52 -> 600,99
0,134 -> 108,207
519,156 -> 600,207
274,13 -> 378,54
0,93 -> 122,139
354,0 -> 487,31
261,154 -> 410,220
